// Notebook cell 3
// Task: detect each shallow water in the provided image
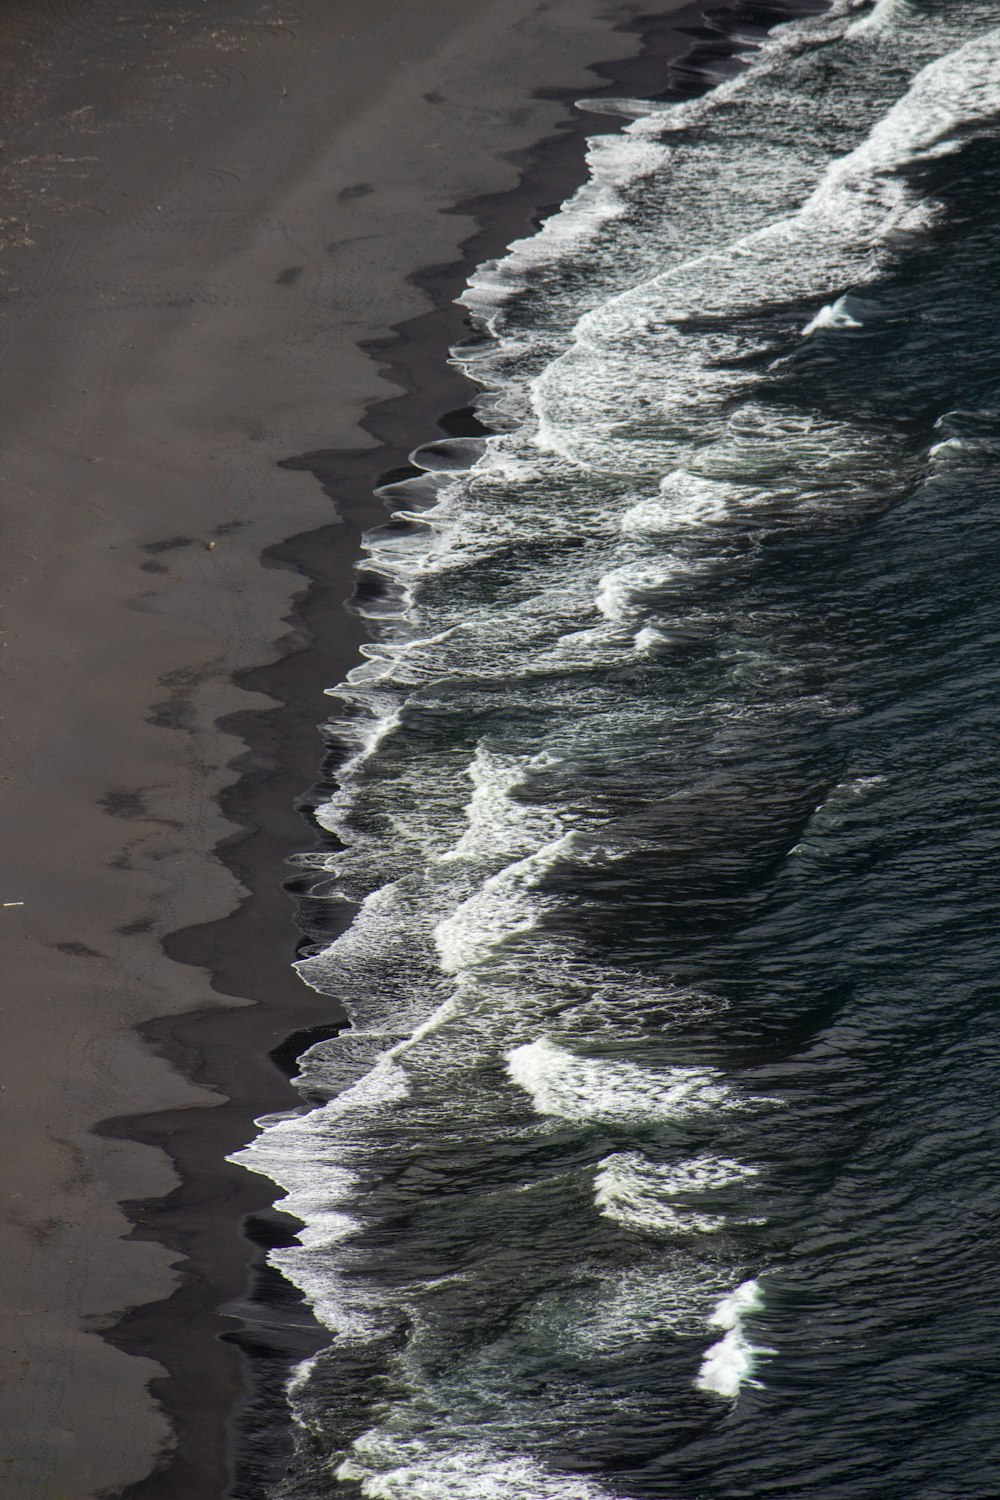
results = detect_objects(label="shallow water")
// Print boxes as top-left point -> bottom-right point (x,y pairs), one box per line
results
235,1 -> 1000,1493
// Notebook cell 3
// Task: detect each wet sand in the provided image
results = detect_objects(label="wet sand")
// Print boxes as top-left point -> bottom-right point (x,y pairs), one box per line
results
0,0 -> 703,1495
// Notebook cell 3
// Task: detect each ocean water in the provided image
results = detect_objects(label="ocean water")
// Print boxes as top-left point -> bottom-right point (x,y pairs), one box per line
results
234,0 -> 1000,1494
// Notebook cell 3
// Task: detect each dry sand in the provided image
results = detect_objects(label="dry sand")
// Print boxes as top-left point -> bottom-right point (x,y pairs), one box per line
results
0,0 -> 697,1494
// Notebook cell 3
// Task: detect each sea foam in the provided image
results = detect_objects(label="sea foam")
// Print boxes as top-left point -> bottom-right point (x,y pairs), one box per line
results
696,1279 -> 773,1399
506,1037 -> 732,1124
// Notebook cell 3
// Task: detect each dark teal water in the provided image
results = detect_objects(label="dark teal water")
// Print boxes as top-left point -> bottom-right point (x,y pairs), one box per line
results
237,2 -> 1000,1494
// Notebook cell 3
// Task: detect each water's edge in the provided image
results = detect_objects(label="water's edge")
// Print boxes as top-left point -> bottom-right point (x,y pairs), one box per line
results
97,6 -> 759,1496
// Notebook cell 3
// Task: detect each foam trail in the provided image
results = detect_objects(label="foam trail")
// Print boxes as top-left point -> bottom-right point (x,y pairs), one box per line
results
595,1151 -> 759,1234
336,1438 -> 619,1500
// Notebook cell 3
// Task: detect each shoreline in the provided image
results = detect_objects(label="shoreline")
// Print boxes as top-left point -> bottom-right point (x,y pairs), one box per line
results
121,5 -> 787,1495
111,10 -> 730,1494
0,2 -> 780,1496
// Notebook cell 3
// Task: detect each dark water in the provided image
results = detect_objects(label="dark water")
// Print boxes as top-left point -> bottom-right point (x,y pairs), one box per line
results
236,1 -> 1000,1493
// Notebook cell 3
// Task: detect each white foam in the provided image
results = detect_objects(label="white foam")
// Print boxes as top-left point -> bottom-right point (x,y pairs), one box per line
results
433,839 -> 570,974
294,879 -> 440,1030
506,1037 -> 732,1124
532,31 -> 1000,476
230,1061 -> 411,1335
595,1151 -> 759,1234
696,1278 -> 773,1398
547,1262 -> 741,1357
459,0 -> 866,344
355,626 -> 462,686
228,0 -> 996,1467
313,705 -> 403,842
594,556 -> 705,623
839,773 -> 889,798
801,294 -> 865,334
337,1435 -> 617,1500
438,748 -> 566,865
460,133 -> 669,327
844,0 -> 912,38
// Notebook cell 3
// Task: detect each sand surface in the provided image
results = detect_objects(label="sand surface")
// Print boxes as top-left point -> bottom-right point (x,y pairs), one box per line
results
0,0 -> 699,1494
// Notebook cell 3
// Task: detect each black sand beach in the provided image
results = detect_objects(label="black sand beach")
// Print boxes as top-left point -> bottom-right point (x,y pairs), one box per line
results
0,1 -> 722,1494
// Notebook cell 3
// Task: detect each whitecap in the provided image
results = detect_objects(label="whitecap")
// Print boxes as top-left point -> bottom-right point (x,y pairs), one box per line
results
801,294 -> 865,335
595,1151 -> 759,1234
696,1278 -> 773,1398
506,1037 -> 733,1124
